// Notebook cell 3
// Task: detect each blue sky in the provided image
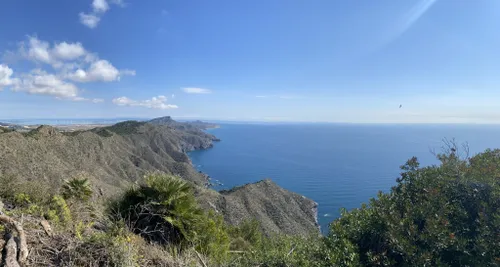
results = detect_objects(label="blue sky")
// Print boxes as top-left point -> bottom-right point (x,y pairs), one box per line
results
1,0 -> 500,123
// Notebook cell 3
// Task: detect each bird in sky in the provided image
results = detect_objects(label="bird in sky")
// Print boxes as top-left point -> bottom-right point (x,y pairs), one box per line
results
399,104 -> 403,108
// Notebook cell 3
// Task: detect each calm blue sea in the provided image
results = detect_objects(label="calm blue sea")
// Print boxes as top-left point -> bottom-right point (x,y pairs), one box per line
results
188,123 -> 500,233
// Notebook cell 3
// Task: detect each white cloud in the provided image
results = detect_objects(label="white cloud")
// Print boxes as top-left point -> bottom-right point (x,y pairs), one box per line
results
68,60 -> 120,82
182,87 -> 212,94
24,37 -> 53,64
67,96 -> 87,101
112,95 -> 178,109
171,94 -> 175,99
79,13 -> 101,29
92,0 -> 109,13
13,70 -> 79,98
5,36 -> 134,101
52,42 -> 86,60
0,64 -> 16,90
55,96 -> 104,103
15,36 -> 134,83
80,0 -> 125,28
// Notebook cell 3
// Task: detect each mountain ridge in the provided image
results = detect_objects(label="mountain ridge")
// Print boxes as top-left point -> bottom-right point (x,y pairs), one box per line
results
0,116 -> 320,235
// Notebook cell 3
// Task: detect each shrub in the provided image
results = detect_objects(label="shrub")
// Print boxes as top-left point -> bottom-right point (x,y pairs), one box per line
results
62,177 -> 93,201
48,195 -> 72,226
195,210 -> 231,264
109,173 -> 205,245
323,148 -> 500,266
61,226 -> 140,267
228,233 -> 326,267
227,219 -> 263,251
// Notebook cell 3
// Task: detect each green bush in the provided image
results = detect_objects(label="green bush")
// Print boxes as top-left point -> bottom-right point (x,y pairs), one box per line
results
195,210 -> 231,264
48,195 -> 73,226
61,225 -> 140,267
227,233 -> 326,267
227,219 -> 263,251
323,148 -> 500,266
62,177 -> 93,201
110,173 -> 204,245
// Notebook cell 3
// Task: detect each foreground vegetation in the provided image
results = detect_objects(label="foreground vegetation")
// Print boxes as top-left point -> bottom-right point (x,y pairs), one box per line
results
1,143 -> 499,266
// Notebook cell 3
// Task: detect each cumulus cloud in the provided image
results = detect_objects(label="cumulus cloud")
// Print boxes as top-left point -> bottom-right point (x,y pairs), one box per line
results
112,95 -> 178,109
13,70 -> 79,98
92,0 -> 109,13
182,87 -> 212,94
80,0 -> 125,28
68,60 -> 120,82
52,42 -> 86,60
79,13 -> 101,29
19,36 -> 81,67
5,36 -> 134,101
16,36 -> 134,83
24,37 -> 52,64
0,64 -> 17,90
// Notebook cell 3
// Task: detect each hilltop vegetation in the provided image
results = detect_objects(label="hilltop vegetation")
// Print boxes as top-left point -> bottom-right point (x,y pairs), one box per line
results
1,117 -> 499,265
1,142 -> 499,266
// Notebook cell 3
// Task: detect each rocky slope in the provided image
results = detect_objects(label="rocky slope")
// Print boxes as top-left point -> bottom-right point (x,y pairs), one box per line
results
0,121 -> 210,195
197,180 -> 320,235
148,116 -> 220,151
0,117 -> 320,235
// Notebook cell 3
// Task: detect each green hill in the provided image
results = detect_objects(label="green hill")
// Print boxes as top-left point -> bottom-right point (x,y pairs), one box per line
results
0,119 -> 499,266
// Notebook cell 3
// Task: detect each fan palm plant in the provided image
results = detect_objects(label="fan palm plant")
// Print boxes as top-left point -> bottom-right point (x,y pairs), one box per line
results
62,177 -> 93,201
111,173 -> 204,245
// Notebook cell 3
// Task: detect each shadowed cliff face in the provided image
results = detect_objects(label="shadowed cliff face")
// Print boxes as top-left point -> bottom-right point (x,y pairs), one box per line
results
0,117 -> 320,235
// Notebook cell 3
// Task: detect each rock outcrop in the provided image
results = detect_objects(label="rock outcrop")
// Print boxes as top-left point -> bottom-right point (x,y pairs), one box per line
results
197,180 -> 320,235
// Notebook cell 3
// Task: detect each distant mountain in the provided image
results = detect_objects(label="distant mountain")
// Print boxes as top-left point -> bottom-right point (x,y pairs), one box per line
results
149,116 -> 218,129
0,117 -> 319,235
148,116 -> 220,142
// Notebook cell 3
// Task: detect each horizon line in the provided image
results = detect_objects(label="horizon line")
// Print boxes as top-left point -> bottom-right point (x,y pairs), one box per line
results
3,117 -> 500,126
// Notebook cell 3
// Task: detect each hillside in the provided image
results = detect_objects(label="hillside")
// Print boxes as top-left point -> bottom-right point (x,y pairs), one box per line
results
197,180 -> 320,235
0,122 -> 209,195
0,117 -> 319,236
0,122 -> 499,266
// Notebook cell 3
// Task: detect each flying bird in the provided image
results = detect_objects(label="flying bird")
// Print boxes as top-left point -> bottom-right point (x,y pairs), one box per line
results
399,104 -> 403,109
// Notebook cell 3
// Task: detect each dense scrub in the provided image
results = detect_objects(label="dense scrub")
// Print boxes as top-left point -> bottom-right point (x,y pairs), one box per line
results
1,144 -> 499,266
106,145 -> 500,266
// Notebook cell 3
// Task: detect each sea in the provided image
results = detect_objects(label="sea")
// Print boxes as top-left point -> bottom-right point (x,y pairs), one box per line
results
188,123 -> 500,233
